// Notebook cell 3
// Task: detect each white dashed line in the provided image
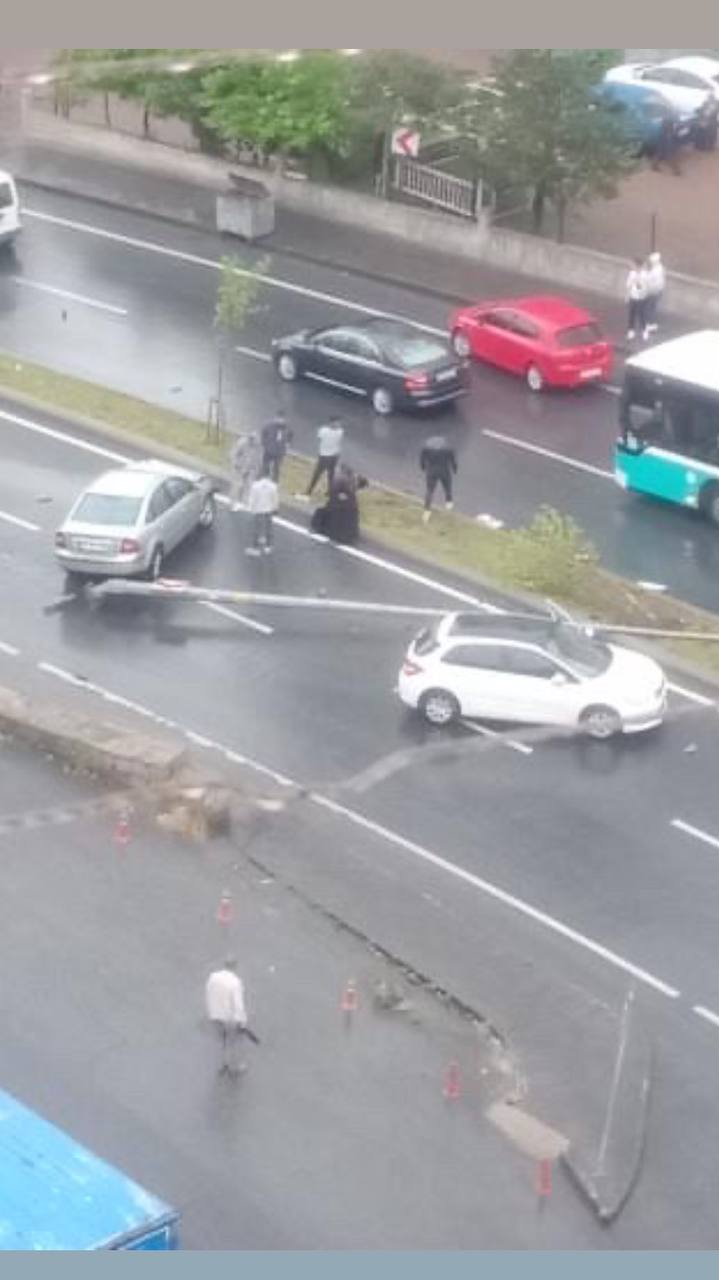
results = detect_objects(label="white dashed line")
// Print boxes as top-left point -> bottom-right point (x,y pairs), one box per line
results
202,601 -> 274,635
483,429 -> 613,480
693,1004 -> 719,1029
671,818 -> 719,853
0,508 -> 41,532
0,409 -> 128,464
0,640 -> 20,657
13,277 -> 128,317
235,345 -> 272,362
460,719 -> 533,756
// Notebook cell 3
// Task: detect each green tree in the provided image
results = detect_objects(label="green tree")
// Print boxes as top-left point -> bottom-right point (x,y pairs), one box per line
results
211,254 -> 271,436
200,53 -> 351,168
471,49 -> 635,239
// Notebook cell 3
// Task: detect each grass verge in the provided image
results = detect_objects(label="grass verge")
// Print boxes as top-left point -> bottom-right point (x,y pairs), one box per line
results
3,350 -> 719,681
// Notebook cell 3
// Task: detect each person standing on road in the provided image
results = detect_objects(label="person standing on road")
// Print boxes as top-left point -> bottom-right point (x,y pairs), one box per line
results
261,411 -> 293,483
303,416 -> 345,499
652,115 -> 681,176
205,957 -> 248,1077
625,258 -> 649,342
420,435 -> 457,523
644,251 -> 666,335
246,470 -> 279,556
228,430 -> 262,511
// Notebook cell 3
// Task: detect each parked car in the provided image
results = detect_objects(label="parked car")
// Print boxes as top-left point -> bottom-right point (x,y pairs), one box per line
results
592,80 -> 690,155
604,61 -> 718,147
54,459 -> 217,582
449,295 -> 614,392
271,317 -> 470,416
0,171 -> 21,249
397,612 -> 667,738
654,55 -> 719,103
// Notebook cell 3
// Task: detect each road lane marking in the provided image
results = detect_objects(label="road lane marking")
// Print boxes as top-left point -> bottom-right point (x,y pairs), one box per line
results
23,207 -> 447,337
0,508 -> 41,532
235,345 -> 272,362
13,277 -> 128,317
460,719 -> 534,755
693,1005 -> 719,1029
671,818 -> 719,852
32,656 -> 681,999
202,601 -> 274,635
2,405 -> 713,710
0,640 -> 20,656
482,430 -> 613,480
311,793 -> 680,999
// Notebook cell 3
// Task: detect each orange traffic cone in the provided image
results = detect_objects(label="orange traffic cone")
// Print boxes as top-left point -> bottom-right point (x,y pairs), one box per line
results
536,1158 -> 552,1199
216,889 -> 233,926
113,812 -> 131,848
443,1061 -> 462,1100
340,978 -> 359,1015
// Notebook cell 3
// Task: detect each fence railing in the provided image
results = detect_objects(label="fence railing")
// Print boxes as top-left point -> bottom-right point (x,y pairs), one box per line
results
392,156 -> 480,220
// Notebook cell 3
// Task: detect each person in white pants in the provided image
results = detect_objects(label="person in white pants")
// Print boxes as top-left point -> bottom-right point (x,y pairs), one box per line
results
246,472 -> 279,556
644,252 -> 666,336
205,958 -> 248,1077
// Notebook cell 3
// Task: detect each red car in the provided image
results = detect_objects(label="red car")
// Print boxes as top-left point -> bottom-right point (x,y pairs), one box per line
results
449,295 -> 614,391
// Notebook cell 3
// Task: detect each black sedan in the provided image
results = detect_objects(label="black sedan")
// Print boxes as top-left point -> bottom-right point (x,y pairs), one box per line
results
271,317 -> 470,416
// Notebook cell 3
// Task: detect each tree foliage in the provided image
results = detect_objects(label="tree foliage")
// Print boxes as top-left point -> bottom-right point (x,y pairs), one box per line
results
214,254 -> 271,337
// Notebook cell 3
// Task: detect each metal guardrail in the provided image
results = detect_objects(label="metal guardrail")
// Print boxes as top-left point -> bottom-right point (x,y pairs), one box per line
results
392,156 -> 480,220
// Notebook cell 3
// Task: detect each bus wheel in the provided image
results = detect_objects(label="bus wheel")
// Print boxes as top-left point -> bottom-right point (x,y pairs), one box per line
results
701,483 -> 719,525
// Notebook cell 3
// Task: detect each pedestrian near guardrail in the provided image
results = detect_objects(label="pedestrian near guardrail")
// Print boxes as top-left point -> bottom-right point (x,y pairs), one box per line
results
205,957 -> 249,1077
644,251 -> 666,335
625,257 -> 649,342
246,472 -> 279,556
228,430 -> 262,511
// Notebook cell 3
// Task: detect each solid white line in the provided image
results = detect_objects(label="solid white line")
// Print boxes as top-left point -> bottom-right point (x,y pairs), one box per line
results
23,207 -> 446,337
0,508 -> 41,532
483,429 -> 613,480
310,792 -> 680,999
202,601 -> 274,635
665,680 -> 715,708
671,818 -> 719,853
0,640 -> 20,656
693,1004 -> 719,1029
0,408 -> 128,464
460,718 -> 534,756
235,345 -> 271,362
13,277 -> 128,317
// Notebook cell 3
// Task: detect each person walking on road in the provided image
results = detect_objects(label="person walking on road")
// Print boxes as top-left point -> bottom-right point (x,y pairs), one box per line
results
246,471 -> 279,556
261,411 -> 293,483
303,416 -> 345,499
625,258 -> 649,342
420,435 -> 458,523
644,251 -> 666,335
228,430 -> 262,511
205,957 -> 248,1077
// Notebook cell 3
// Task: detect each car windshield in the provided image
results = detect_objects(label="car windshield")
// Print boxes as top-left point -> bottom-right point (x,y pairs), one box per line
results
546,623 -> 612,677
386,337 -> 449,369
556,323 -> 602,348
73,493 -> 143,526
0,181 -> 14,209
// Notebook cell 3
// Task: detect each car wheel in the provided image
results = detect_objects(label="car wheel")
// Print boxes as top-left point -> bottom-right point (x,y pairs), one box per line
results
700,483 -> 719,525
419,688 -> 460,727
526,363 -> 545,393
277,352 -> 299,381
451,331 -> 472,359
580,705 -> 622,740
145,545 -> 164,581
371,386 -> 394,416
198,495 -> 216,529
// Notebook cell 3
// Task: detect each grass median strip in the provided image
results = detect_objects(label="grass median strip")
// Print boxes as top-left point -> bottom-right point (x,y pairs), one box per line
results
3,350 -> 719,681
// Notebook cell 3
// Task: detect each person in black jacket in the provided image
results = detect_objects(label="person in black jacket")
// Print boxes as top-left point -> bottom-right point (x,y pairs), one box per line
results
420,435 -> 458,523
260,411 -> 293,483
311,465 -> 367,545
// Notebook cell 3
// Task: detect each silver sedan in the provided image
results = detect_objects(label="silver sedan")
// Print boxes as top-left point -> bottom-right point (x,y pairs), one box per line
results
54,459 -> 217,582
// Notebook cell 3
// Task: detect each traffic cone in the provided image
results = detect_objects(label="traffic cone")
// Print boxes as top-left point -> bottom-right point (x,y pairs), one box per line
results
443,1061 -> 462,1101
340,978 -> 359,1015
113,812 -> 131,849
216,889 -> 233,926
536,1157 -> 552,1199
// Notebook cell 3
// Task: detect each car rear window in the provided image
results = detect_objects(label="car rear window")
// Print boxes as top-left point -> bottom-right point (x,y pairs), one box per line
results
555,323 -> 602,349
413,626 -> 441,656
386,337 -> 450,369
73,494 -> 143,526
0,181 -> 15,209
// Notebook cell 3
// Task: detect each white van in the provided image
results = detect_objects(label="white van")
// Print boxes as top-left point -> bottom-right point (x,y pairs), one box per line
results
0,170 -> 21,249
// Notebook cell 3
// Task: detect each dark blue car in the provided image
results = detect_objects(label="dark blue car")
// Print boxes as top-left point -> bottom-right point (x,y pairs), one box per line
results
592,80 -> 691,154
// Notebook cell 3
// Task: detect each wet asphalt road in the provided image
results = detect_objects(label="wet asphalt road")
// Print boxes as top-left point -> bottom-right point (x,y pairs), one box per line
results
2,188 -> 719,614
4,401 -> 719,1243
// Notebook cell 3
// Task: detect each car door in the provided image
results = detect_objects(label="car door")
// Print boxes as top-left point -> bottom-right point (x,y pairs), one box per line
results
502,312 -> 543,375
474,309 -> 521,370
501,646 -> 581,727
437,642 -> 517,720
144,481 -> 174,556
164,476 -> 203,546
311,328 -> 366,393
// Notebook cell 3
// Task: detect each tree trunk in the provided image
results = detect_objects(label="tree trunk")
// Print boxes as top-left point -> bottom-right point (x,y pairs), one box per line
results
531,182 -> 546,233
556,195 -> 567,244
104,92 -> 111,128
142,104 -> 150,139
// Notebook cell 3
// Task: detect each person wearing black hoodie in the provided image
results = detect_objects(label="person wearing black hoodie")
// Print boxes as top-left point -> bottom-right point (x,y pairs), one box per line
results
420,435 -> 458,523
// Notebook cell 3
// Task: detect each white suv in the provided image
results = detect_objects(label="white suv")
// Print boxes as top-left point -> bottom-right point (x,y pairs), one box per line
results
604,61 -> 718,147
397,612 -> 667,739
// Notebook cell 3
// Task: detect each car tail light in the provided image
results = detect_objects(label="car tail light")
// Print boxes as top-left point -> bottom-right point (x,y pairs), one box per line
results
54,532 -> 67,548
119,538 -> 140,554
405,373 -> 430,392
402,660 -> 424,676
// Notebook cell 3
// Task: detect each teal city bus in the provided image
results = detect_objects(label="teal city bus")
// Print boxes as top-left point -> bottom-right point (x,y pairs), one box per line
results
614,331 -> 719,524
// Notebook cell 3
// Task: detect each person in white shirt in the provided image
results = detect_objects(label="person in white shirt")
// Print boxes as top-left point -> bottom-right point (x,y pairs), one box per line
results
625,257 -> 649,341
644,252 -> 666,335
304,416 -> 345,499
246,472 -> 279,556
205,957 -> 248,1076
